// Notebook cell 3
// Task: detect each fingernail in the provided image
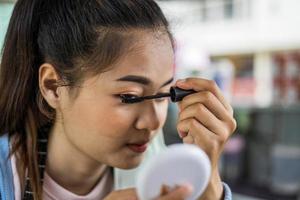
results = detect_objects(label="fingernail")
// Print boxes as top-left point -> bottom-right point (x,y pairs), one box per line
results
182,183 -> 194,194
178,131 -> 183,138
178,131 -> 187,138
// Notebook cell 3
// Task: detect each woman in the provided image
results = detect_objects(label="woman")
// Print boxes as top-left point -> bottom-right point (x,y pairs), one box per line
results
0,0 -> 236,199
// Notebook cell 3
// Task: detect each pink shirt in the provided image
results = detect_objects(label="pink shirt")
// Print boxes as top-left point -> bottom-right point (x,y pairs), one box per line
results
11,155 -> 114,200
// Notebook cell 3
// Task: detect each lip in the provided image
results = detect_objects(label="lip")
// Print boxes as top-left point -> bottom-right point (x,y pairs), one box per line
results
127,142 -> 148,153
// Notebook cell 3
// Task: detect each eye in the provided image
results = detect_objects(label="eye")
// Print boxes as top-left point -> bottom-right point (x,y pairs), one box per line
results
119,94 -> 139,99
118,94 -> 141,104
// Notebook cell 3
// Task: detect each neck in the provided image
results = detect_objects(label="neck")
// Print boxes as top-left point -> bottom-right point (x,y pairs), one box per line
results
46,122 -> 107,195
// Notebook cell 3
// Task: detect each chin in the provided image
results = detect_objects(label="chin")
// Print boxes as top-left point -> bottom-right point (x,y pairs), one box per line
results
113,154 -> 144,169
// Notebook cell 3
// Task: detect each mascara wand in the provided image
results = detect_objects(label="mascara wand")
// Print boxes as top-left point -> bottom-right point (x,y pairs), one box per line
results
120,87 -> 196,104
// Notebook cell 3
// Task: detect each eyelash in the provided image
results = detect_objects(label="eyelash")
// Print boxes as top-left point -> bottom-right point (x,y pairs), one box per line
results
117,93 -> 167,103
120,94 -> 140,99
116,94 -> 139,104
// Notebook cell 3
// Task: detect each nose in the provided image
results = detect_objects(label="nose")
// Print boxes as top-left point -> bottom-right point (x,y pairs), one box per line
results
135,101 -> 161,131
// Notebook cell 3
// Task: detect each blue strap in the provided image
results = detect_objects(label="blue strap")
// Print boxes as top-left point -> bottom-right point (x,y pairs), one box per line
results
222,182 -> 232,200
0,134 -> 14,200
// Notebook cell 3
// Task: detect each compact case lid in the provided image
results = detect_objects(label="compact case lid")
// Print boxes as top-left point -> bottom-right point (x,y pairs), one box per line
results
137,144 -> 211,200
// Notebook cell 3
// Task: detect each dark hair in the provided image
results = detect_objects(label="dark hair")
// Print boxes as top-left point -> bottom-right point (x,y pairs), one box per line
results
0,0 -> 172,199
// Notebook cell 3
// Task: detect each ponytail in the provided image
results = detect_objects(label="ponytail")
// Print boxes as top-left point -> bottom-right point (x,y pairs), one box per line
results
0,0 -> 45,199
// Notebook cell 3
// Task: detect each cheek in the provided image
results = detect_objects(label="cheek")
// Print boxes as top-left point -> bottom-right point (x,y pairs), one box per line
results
157,102 -> 169,128
63,96 -> 138,139
58,97 -> 138,161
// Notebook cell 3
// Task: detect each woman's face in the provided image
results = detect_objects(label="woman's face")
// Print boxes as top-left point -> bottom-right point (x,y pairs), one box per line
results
57,32 -> 174,169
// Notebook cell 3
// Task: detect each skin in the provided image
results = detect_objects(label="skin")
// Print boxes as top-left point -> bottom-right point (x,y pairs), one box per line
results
40,31 -> 173,195
39,30 -> 236,199
176,78 -> 236,200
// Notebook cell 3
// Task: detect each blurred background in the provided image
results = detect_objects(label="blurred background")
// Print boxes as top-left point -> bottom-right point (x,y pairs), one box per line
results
1,0 -> 300,199
157,0 -> 300,199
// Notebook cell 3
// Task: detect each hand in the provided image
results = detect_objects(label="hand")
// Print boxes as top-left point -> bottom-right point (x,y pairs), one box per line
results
103,184 -> 193,200
175,78 -> 237,200
155,184 -> 193,200
103,188 -> 138,200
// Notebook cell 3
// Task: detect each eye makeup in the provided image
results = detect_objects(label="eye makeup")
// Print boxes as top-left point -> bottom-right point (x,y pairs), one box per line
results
120,87 -> 196,104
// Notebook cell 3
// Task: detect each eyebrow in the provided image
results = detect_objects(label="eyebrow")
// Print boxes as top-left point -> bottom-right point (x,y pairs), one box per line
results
116,75 -> 174,88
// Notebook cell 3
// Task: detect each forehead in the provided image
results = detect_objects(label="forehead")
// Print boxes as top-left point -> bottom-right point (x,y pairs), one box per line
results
99,32 -> 174,85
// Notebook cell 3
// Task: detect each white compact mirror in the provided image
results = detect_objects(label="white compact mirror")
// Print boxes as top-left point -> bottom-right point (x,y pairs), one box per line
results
136,144 -> 211,200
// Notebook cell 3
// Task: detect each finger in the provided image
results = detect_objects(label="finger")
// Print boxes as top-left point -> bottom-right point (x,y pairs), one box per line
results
182,134 -> 194,144
180,118 -> 215,150
160,185 -> 171,196
176,118 -> 192,138
177,119 -> 224,170
177,101 -> 183,112
186,121 -> 223,168
179,90 -> 232,121
177,118 -> 212,142
104,188 -> 138,200
176,78 -> 233,115
158,184 -> 193,200
178,103 -> 228,138
116,188 -> 137,196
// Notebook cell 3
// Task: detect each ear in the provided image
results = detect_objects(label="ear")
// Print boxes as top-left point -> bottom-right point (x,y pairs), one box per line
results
39,63 -> 62,109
